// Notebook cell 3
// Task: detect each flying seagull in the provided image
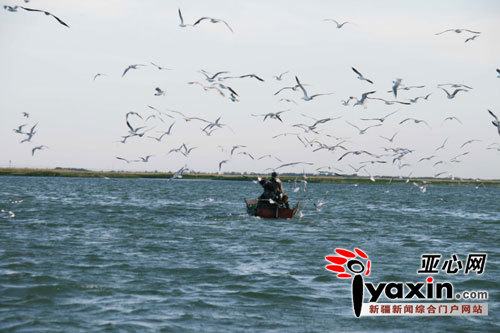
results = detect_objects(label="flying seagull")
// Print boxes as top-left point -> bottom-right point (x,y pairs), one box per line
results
20,123 -> 37,143
435,28 -> 480,35
438,83 -> 473,89
154,87 -> 166,96
379,132 -> 398,143
138,155 -> 154,163
238,151 -> 254,160
193,17 -> 233,33
19,6 -> 69,28
274,84 -> 307,96
122,64 -> 146,77
147,123 -> 175,142
126,119 -> 147,137
32,145 -> 48,156
223,74 -> 264,82
22,112 -> 30,118
389,85 -> 425,93
178,8 -> 191,28
230,145 -> 246,155
274,71 -> 289,81
392,78 -> 402,98
399,118 -> 430,128
408,93 -> 432,104
460,139 -> 481,149
126,111 -> 143,120
418,155 -> 436,163
218,160 -> 229,173
3,5 -> 19,12
465,35 -> 479,43
323,19 -> 352,29
435,138 -> 448,151
93,73 -> 106,81
440,87 -> 467,99
368,97 -> 411,105
433,161 -> 445,167
274,162 -> 314,170
116,157 -> 132,163
279,98 -> 297,105
361,110 -> 398,123
295,77 -> 333,101
13,124 -> 27,134
150,62 -> 171,70
338,150 -> 378,161
251,110 -> 290,122
442,116 -> 462,125
295,76 -> 333,101
488,109 -> 500,135
351,91 -> 376,107
349,164 -> 366,174
346,121 -> 382,135
351,67 -> 374,84
199,70 -> 229,82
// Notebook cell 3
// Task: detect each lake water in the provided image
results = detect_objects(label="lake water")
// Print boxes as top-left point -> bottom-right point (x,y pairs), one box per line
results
0,176 -> 498,332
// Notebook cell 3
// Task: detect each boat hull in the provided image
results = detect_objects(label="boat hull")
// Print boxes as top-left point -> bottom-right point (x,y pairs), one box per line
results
245,199 -> 299,219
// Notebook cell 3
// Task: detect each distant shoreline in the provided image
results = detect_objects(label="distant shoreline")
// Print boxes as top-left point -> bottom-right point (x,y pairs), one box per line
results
1,168 -> 499,186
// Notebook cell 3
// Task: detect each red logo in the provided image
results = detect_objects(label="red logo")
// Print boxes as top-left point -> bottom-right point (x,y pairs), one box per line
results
325,247 -> 371,278
325,247 -> 371,317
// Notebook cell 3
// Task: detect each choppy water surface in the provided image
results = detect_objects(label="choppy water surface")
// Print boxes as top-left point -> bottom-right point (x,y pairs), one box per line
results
0,176 -> 498,332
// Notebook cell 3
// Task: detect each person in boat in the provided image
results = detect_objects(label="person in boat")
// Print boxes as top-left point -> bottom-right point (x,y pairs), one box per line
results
269,172 -> 290,209
258,172 -> 290,209
258,177 -> 275,201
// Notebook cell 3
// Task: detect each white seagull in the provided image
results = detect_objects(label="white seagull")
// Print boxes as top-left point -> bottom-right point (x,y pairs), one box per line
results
154,87 -> 166,96
32,145 -> 48,156
274,71 -> 289,81
150,62 -> 171,70
251,110 -> 290,122
392,78 -> 402,98
399,118 -> 430,128
178,8 -> 191,28
351,91 -> 376,107
488,109 -> 499,135
440,87 -> 467,99
122,64 -> 146,77
93,73 -> 106,81
435,28 -> 480,35
295,76 -> 333,101
346,121 -> 382,135
351,67 -> 374,84
193,17 -> 233,33
442,116 -> 462,125
323,19 -> 352,29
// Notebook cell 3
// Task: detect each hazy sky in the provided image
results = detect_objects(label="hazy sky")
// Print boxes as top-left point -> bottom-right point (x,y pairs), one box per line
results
1,0 -> 499,178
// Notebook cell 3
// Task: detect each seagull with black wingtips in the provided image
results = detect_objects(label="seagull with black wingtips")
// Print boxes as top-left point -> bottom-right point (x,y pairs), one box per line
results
488,109 -> 500,135
122,64 -> 147,77
295,76 -> 333,101
351,67 -> 374,84
323,19 -> 352,29
19,6 -> 69,27
440,87 -> 467,99
193,16 -> 233,32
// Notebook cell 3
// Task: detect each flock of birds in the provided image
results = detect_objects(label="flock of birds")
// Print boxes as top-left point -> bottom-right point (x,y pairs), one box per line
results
12,112 -> 48,156
5,4 -> 500,195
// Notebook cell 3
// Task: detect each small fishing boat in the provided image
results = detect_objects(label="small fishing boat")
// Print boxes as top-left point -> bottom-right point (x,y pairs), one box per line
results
245,199 -> 299,219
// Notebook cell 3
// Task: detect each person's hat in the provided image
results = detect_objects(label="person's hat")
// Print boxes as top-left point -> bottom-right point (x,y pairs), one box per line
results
271,171 -> 277,178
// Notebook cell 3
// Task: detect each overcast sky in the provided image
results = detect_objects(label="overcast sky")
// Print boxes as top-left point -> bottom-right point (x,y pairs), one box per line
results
1,0 -> 499,179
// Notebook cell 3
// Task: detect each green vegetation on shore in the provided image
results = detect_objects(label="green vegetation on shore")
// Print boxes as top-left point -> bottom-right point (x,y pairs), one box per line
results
1,168 -> 499,186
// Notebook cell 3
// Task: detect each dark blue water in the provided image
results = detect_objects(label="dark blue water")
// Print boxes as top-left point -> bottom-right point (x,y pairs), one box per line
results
0,176 -> 498,332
